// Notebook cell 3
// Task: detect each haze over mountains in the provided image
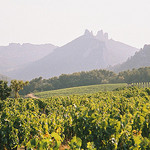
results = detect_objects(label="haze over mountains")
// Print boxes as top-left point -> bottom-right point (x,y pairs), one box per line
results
4,30 -> 139,80
0,74 -> 9,81
0,43 -> 57,74
112,44 -> 150,72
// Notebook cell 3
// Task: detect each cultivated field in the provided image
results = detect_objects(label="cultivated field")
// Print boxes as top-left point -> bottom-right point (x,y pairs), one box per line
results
34,83 -> 127,98
0,86 -> 150,149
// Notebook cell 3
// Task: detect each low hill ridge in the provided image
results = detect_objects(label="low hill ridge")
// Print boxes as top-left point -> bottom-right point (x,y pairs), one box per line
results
0,43 -> 57,74
112,44 -> 150,72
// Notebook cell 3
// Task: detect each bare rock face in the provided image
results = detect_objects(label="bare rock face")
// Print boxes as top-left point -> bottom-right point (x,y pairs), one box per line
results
84,29 -> 94,37
96,30 -> 103,39
96,30 -> 108,41
143,44 -> 150,50
6,30 -> 139,80
104,33 -> 108,40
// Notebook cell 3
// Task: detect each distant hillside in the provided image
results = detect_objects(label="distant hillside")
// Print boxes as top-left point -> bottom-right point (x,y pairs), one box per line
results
112,45 -> 150,72
0,43 -> 57,74
8,30 -> 138,80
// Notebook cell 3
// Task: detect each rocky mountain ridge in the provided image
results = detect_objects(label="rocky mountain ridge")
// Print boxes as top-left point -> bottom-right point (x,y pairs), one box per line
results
6,30 -> 139,80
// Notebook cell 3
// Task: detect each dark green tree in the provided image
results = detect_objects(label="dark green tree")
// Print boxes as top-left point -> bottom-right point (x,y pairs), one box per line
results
0,80 -> 11,100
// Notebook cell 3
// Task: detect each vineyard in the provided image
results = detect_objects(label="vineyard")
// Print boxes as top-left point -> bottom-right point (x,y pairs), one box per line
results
0,86 -> 150,149
34,83 -> 126,98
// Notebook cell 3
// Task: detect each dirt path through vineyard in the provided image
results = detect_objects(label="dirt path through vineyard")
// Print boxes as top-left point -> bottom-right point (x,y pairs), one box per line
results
26,93 -> 39,99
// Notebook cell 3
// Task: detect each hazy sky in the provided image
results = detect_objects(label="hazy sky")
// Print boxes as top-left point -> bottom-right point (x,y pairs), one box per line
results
0,0 -> 150,48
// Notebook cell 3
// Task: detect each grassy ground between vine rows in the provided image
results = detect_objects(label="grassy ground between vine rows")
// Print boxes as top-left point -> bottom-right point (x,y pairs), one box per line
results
34,83 -> 127,98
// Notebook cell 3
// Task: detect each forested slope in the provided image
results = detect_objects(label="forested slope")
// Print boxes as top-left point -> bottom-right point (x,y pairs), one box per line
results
113,45 -> 150,72
20,67 -> 150,95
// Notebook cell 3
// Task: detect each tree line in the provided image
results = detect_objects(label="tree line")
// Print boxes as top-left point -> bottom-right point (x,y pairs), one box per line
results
20,67 -> 150,95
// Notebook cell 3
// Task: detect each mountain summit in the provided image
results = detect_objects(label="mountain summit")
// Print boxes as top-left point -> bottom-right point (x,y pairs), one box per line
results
6,30 -> 138,80
96,30 -> 108,41
84,29 -> 94,37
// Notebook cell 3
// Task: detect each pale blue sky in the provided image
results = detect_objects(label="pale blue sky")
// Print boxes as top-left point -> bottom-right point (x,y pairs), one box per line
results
0,0 -> 150,48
